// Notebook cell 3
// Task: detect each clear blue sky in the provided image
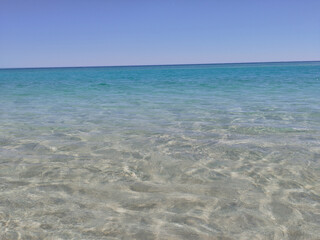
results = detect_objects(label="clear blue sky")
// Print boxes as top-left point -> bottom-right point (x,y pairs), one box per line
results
1,0 -> 319,68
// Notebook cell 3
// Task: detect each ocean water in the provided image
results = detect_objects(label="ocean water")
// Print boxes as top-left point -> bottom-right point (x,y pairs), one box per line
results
0,62 -> 320,239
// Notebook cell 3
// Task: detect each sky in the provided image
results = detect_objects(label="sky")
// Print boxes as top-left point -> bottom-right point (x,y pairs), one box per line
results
0,0 -> 319,68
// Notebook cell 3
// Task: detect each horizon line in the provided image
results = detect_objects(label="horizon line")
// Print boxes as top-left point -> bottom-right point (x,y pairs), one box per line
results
1,60 -> 319,70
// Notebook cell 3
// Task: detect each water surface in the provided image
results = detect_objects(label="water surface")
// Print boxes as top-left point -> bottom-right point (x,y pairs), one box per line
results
0,62 -> 320,239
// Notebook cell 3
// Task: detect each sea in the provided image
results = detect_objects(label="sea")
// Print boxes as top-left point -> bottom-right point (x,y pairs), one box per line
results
0,62 -> 319,239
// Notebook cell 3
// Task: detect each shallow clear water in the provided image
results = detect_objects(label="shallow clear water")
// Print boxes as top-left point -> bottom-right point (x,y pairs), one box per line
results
0,62 -> 320,239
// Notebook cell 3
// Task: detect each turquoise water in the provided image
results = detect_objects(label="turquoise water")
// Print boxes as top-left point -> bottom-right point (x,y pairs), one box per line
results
0,62 -> 320,239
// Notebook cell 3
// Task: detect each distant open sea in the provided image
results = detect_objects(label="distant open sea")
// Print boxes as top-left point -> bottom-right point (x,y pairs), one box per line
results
0,62 -> 320,239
